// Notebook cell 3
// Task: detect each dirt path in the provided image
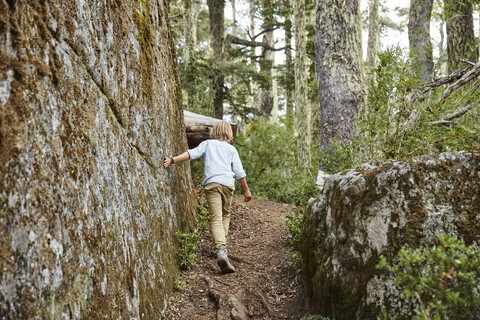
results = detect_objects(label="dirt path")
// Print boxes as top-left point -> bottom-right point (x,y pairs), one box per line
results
163,196 -> 307,319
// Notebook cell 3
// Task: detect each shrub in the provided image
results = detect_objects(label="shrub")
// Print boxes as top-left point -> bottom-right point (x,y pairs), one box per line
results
196,204 -> 210,230
286,209 -> 303,249
325,47 -> 480,172
175,231 -> 201,270
377,232 -> 480,320
235,117 -> 318,206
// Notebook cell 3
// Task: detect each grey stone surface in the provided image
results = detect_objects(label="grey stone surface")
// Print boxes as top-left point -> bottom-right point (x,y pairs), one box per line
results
0,1 -> 196,318
302,150 -> 480,319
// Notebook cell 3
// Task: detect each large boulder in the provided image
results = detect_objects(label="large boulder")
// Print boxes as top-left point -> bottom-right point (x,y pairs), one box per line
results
302,150 -> 480,319
0,1 -> 196,318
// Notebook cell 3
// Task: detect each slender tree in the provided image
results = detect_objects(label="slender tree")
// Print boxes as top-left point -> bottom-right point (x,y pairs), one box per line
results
259,30 -> 275,116
183,0 -> 198,110
295,0 -> 311,167
259,0 -> 275,117
284,0 -> 294,116
445,0 -> 477,72
408,0 -> 434,82
232,0 -> 237,36
207,0 -> 225,119
315,0 -> 363,151
307,0 -> 320,148
367,0 -> 380,79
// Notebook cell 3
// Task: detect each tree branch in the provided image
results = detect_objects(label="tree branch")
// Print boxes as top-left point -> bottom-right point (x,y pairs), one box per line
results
226,34 -> 291,52
250,25 -> 282,41
442,62 -> 480,102
411,64 -> 472,103
427,102 -> 477,126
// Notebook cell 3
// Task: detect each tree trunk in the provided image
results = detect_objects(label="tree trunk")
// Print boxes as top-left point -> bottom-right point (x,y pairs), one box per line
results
445,0 -> 477,72
207,0 -> 225,119
184,0 -> 196,65
367,0 -> 380,79
248,0 -> 259,114
408,0 -> 434,82
295,0 -> 311,167
260,30 -> 275,117
284,0 -> 294,116
183,0 -> 197,110
307,0 -> 320,148
232,0 -> 238,36
316,0 -> 363,150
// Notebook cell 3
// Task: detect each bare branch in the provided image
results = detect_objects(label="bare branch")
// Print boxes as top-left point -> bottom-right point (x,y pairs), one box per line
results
226,34 -> 291,52
442,63 -> 480,101
168,12 -> 184,19
427,103 -> 477,126
443,103 -> 475,121
251,25 -> 282,41
411,64 -> 472,103
461,59 -> 477,66
427,120 -> 458,126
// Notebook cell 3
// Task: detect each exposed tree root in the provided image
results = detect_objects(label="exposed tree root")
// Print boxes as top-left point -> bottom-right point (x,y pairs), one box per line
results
202,276 -> 248,320
254,288 -> 275,317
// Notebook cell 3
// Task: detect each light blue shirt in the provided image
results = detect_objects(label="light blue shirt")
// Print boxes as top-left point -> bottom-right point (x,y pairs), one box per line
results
188,139 -> 246,187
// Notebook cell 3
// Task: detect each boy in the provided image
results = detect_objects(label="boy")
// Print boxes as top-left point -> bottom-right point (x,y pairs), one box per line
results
163,121 -> 252,273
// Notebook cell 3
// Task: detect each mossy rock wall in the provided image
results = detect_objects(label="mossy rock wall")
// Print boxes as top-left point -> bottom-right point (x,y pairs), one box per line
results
301,150 -> 480,319
0,1 -> 196,318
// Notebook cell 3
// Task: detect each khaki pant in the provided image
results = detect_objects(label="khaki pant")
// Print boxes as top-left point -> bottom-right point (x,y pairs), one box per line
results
204,183 -> 234,251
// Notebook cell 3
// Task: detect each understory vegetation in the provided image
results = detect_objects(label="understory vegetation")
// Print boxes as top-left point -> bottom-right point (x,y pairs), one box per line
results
323,47 -> 480,173
377,233 -> 480,320
235,117 -> 318,206
175,231 -> 201,270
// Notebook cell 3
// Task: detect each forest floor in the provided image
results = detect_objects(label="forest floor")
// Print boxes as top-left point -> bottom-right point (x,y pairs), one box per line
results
163,195 -> 309,320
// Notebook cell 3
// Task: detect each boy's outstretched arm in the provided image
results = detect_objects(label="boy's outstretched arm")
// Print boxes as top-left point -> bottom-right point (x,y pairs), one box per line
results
163,151 -> 190,168
238,177 -> 252,202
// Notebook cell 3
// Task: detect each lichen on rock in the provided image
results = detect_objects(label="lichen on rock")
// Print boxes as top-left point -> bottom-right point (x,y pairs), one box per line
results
301,150 -> 480,319
0,0 -> 196,319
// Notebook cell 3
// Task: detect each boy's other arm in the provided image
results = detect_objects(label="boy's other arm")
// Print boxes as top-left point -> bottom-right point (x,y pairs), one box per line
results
238,177 -> 252,202
163,151 -> 190,168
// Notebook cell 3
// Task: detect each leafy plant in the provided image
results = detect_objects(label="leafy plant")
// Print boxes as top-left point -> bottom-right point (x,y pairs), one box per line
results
197,204 -> 210,230
285,209 -> 304,269
377,232 -> 480,320
173,276 -> 185,292
175,231 -> 201,270
286,209 -> 303,249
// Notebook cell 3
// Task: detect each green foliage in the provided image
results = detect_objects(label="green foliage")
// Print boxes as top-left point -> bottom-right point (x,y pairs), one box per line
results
286,209 -> 304,269
326,47 -> 480,172
235,117 -> 318,206
173,276 -> 186,292
175,231 -> 201,270
196,204 -> 210,230
377,233 -> 480,320
286,209 -> 303,249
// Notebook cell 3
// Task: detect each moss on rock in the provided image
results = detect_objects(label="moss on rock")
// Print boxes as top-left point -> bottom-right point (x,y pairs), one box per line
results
0,0 -> 196,319
301,150 -> 480,319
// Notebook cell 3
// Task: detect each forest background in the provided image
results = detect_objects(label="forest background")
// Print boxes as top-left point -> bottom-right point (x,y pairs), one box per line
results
167,0 -> 480,205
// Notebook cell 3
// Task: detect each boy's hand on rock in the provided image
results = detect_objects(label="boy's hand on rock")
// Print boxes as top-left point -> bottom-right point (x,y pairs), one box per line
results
244,190 -> 252,202
163,157 -> 172,168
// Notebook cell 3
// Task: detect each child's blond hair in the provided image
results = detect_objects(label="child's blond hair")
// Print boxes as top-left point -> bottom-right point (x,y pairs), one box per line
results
211,121 -> 234,144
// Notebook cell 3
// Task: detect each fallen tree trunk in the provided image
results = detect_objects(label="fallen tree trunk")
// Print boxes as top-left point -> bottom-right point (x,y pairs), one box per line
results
184,111 -> 238,148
